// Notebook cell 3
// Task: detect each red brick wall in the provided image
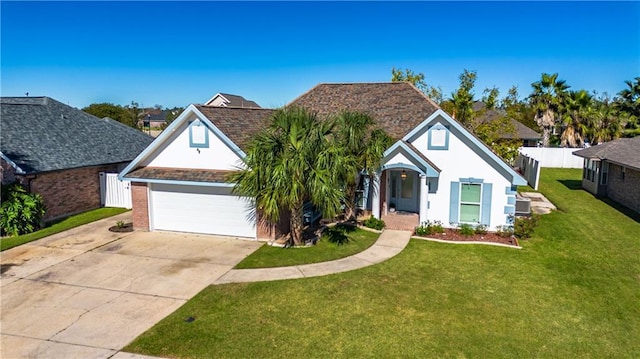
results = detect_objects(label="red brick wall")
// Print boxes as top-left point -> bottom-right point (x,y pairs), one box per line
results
131,182 -> 150,231
1,158 -> 17,184
256,209 -> 290,240
27,164 -> 120,220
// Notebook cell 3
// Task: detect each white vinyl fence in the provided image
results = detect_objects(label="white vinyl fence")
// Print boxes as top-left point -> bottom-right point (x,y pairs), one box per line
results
99,172 -> 132,209
518,147 -> 583,168
516,153 -> 541,190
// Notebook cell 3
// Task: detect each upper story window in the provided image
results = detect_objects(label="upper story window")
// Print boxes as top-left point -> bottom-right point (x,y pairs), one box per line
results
189,119 -> 209,148
427,123 -> 449,150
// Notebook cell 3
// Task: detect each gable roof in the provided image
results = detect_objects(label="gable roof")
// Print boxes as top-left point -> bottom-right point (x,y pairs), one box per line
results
573,137 -> 640,170
194,105 -> 274,151
0,96 -> 154,174
288,82 -> 440,140
474,103 -> 541,140
204,93 -> 261,108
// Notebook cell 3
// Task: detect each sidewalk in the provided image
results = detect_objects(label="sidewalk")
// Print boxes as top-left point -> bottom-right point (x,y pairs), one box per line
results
214,229 -> 412,284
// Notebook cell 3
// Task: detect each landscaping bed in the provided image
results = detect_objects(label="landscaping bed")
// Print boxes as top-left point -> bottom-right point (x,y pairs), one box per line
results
416,228 -> 518,246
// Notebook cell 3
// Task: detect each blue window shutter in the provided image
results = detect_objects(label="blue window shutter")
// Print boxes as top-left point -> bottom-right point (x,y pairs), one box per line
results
449,182 -> 460,223
481,183 -> 492,226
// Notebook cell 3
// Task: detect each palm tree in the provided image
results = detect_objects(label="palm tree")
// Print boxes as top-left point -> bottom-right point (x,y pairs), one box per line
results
589,97 -> 623,144
616,77 -> 640,135
334,111 -> 392,220
529,73 -> 570,146
229,107 -> 345,246
560,90 -> 593,147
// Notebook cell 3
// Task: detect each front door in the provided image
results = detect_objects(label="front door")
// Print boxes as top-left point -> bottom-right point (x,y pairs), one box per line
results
390,170 -> 418,213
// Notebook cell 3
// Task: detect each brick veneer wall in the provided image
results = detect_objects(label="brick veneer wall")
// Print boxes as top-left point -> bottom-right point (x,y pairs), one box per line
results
131,182 -> 150,230
257,210 -> 290,240
1,158 -> 17,184
26,164 -> 120,221
607,163 -> 640,214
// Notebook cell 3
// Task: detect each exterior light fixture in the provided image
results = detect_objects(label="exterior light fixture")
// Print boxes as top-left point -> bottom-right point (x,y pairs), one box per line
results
401,170 -> 407,181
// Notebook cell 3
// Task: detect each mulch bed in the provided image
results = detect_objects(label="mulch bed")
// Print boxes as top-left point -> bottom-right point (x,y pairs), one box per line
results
108,223 -> 134,233
416,228 -> 519,246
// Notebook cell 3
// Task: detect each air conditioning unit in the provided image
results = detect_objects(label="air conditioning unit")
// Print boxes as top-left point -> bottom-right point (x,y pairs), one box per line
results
515,195 -> 532,216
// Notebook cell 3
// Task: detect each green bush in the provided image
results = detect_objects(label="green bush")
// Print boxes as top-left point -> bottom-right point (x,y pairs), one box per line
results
514,214 -> 540,239
496,225 -> 515,238
474,224 -> 488,235
0,183 -> 46,237
363,215 -> 385,230
457,223 -> 475,237
415,220 -> 444,236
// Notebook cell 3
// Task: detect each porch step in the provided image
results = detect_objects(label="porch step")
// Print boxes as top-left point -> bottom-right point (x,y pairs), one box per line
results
382,212 -> 419,231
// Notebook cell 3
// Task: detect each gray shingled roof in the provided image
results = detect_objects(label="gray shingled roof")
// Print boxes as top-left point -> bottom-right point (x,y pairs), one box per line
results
195,105 -> 274,151
1,97 -> 154,174
218,93 -> 261,108
474,102 -> 541,140
573,137 -> 640,170
288,82 -> 440,140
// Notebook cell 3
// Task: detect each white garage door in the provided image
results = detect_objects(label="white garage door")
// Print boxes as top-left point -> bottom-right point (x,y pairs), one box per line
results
150,183 -> 256,238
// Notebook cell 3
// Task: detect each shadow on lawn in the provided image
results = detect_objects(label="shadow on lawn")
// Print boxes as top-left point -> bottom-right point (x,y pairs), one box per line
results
558,179 -> 582,190
324,222 -> 357,245
558,179 -> 640,223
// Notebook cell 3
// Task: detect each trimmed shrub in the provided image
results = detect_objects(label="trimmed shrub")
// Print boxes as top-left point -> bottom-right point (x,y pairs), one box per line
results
514,214 -> 540,239
415,220 -> 444,236
0,183 -> 46,236
458,223 -> 475,237
363,215 -> 385,230
496,225 -> 515,238
474,224 -> 488,235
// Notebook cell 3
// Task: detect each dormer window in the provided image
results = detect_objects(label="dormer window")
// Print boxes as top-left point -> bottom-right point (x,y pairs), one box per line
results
427,123 -> 449,150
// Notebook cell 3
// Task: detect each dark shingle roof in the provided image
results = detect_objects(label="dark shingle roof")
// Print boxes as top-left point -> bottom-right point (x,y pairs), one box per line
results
474,103 -> 541,140
195,106 -> 274,151
218,93 -> 261,108
288,82 -> 440,140
573,137 -> 640,170
126,167 -> 233,183
1,97 -> 154,174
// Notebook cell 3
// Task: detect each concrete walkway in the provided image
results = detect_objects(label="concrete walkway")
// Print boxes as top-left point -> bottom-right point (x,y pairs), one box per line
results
214,229 -> 412,284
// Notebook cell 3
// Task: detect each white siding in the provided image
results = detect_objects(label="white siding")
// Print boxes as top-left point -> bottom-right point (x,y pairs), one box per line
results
145,114 -> 242,170
411,121 -> 512,229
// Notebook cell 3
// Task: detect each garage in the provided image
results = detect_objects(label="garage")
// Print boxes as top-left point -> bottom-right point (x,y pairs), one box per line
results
149,183 -> 256,238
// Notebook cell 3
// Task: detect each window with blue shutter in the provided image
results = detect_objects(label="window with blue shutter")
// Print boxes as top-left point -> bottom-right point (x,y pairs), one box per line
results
451,180 -> 493,225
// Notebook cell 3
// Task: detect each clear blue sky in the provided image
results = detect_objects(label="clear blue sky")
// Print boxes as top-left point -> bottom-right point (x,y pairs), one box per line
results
2,1 -> 639,109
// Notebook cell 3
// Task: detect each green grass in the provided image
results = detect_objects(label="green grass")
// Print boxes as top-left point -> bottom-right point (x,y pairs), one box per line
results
1,207 -> 129,251
125,168 -> 640,358
235,226 -> 379,269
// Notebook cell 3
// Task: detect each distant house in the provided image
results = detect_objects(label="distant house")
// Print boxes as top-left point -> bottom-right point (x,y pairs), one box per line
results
573,137 -> 640,214
139,109 -> 174,128
473,102 -> 541,147
1,97 -> 154,220
204,93 -> 261,108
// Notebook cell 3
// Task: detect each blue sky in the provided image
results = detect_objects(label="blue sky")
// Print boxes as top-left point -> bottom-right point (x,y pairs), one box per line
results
1,1 -> 639,109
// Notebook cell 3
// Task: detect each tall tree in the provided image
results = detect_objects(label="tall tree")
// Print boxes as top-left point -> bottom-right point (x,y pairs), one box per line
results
82,102 -> 140,129
560,90 -> 593,147
447,69 -> 477,127
590,96 -> 623,144
482,86 -> 500,110
229,107 -> 345,246
529,73 -> 570,147
616,77 -> 640,136
334,111 -> 392,220
391,67 -> 444,104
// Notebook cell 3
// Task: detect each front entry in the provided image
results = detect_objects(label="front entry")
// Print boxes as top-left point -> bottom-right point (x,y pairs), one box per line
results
389,170 -> 418,213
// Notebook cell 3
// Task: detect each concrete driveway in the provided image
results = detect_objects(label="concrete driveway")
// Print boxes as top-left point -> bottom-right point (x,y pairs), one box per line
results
1,212 -> 262,359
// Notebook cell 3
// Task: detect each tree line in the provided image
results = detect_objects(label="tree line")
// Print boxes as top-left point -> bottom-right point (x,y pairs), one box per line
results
392,68 -> 640,148
82,102 -> 183,130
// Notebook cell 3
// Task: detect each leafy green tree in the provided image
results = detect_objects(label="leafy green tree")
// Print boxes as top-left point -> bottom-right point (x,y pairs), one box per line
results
482,86 -> 500,110
529,73 -> 570,147
334,111 -> 392,220
391,67 -> 444,104
589,96 -> 623,144
447,69 -> 477,127
616,77 -> 640,136
560,90 -> 593,147
229,107 -> 345,246
82,102 -> 140,129
0,183 -> 46,236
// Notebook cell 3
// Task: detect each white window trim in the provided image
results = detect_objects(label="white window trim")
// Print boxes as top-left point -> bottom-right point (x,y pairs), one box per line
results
459,182 -> 482,224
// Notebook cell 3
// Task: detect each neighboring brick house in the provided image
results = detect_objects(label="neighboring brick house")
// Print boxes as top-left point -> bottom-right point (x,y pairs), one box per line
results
1,97 -> 154,220
573,137 -> 640,214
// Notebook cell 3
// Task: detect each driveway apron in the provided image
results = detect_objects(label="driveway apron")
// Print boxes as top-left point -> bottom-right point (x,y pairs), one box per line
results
1,212 -> 262,359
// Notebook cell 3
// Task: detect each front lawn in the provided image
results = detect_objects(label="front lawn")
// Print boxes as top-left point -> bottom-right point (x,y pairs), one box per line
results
235,225 -> 379,269
1,207 -> 129,251
125,168 -> 640,358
